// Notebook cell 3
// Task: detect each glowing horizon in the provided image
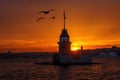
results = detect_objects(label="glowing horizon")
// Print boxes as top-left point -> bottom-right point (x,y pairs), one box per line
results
0,39 -> 120,52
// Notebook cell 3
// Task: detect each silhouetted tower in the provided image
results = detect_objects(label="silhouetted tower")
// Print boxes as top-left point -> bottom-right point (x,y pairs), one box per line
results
58,11 -> 71,55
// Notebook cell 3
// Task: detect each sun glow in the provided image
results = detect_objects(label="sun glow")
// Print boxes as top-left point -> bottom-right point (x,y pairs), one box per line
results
71,47 -> 80,51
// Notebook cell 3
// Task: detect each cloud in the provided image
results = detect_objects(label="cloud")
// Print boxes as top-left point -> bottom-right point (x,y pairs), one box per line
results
0,40 -> 37,46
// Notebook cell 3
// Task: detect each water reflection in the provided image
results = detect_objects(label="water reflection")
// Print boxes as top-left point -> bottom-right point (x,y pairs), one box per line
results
0,58 -> 119,80
59,66 -> 70,80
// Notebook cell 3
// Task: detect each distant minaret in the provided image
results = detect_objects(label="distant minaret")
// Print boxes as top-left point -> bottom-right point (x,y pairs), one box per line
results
81,45 -> 83,53
58,11 -> 71,55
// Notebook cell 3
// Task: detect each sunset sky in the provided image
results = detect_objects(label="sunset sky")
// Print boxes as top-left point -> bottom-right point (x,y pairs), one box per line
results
0,0 -> 120,52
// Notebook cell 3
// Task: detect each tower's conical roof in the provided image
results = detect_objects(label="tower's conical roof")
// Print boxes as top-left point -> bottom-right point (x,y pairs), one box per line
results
60,29 -> 69,37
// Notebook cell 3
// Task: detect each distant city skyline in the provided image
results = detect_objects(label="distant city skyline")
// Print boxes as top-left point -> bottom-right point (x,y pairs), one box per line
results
0,0 -> 120,52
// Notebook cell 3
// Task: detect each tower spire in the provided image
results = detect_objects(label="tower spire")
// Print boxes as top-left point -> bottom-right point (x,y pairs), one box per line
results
63,10 -> 66,30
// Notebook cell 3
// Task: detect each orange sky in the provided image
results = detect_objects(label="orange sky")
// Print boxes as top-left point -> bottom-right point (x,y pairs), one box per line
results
0,0 -> 120,52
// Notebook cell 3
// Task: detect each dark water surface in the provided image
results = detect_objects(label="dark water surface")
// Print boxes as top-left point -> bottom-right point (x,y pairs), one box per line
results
0,58 -> 120,80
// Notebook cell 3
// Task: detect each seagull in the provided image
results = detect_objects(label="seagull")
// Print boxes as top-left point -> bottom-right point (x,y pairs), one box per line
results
37,9 -> 55,15
51,16 -> 55,19
36,17 -> 45,22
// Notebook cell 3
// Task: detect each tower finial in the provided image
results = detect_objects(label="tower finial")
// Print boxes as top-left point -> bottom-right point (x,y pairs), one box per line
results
63,10 -> 66,30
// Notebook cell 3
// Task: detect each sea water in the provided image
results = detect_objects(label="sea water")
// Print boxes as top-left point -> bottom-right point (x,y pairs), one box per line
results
0,58 -> 120,80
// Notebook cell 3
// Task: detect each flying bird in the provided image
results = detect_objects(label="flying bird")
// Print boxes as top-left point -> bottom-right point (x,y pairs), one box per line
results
36,17 -> 45,22
38,9 -> 55,15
